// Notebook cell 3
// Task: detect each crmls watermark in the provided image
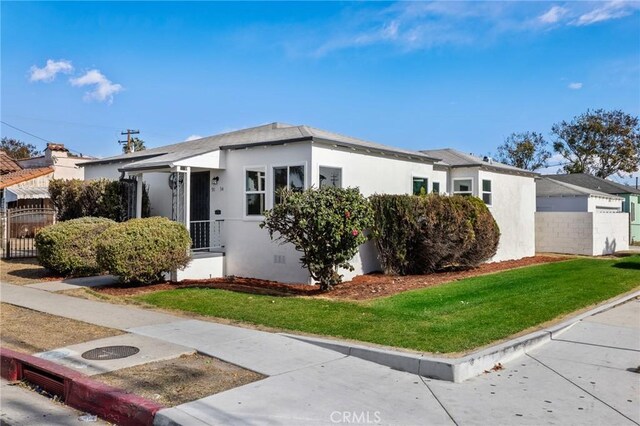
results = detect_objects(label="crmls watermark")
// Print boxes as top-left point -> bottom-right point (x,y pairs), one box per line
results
330,411 -> 382,424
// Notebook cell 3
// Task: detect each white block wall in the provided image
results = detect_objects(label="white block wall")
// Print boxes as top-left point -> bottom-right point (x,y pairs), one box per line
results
535,212 -> 629,256
592,212 -> 629,254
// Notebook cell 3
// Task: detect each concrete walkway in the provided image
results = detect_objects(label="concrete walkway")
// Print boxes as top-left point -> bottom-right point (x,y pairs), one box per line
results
1,282 -> 638,425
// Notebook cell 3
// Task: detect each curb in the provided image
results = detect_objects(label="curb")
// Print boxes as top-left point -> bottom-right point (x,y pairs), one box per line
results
282,290 -> 640,383
0,347 -> 164,426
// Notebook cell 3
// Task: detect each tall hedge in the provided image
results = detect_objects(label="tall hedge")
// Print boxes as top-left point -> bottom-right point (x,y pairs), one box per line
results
96,217 -> 191,284
35,217 -> 116,276
49,178 -> 150,222
370,194 -> 500,275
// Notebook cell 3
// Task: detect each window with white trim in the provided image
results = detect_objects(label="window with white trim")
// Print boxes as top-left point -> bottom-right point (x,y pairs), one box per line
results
319,166 -> 342,188
432,182 -> 440,194
412,177 -> 428,195
482,179 -> 492,205
453,179 -> 472,196
273,165 -> 305,204
245,168 -> 266,216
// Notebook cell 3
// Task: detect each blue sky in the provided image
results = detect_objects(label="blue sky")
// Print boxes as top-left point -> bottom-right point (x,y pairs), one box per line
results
2,1 -> 639,182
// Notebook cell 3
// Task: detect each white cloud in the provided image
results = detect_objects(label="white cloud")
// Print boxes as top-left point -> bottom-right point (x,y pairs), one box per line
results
568,82 -> 583,90
185,135 -> 203,141
29,59 -> 74,82
69,69 -> 123,104
538,6 -> 568,24
574,0 -> 640,26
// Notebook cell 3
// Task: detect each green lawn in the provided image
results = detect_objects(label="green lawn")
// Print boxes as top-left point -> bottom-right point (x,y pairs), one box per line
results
137,256 -> 640,353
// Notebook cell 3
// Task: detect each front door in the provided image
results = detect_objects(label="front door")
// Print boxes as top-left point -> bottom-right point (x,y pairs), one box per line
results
190,171 -> 210,250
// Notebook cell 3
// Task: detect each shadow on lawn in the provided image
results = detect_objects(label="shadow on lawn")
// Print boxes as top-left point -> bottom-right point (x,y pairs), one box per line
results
612,261 -> 640,270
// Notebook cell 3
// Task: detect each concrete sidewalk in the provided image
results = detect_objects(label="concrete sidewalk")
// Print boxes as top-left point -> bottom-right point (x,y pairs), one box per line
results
2,281 -> 638,425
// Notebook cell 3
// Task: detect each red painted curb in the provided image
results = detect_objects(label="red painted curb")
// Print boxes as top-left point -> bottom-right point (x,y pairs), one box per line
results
0,347 -> 164,426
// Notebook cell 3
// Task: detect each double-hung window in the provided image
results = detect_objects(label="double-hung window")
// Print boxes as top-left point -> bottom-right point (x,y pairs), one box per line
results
412,177 -> 429,195
453,179 -> 473,196
245,168 -> 266,216
482,179 -> 492,205
319,166 -> 342,188
273,165 -> 305,204
432,182 -> 440,194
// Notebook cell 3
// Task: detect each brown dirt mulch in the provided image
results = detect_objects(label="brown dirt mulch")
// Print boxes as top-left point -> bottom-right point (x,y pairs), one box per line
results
93,353 -> 264,407
0,303 -> 123,353
0,258 -> 63,286
93,255 -> 571,301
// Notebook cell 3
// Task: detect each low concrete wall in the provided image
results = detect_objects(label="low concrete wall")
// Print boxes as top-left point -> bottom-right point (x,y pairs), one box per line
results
535,212 -> 629,255
174,253 -> 225,281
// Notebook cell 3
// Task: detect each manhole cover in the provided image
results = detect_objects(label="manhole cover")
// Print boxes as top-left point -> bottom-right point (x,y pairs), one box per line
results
81,346 -> 140,361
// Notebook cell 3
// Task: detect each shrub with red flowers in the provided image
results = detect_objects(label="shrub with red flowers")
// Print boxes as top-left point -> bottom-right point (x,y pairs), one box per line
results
261,186 -> 373,291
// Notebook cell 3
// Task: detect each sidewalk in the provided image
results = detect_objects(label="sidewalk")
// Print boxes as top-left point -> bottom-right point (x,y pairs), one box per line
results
2,282 -> 638,425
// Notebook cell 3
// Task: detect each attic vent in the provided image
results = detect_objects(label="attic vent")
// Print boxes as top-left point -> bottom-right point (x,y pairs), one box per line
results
483,156 -> 493,164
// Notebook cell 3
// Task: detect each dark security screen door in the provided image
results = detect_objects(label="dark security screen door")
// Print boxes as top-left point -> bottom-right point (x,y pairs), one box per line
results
190,171 -> 210,249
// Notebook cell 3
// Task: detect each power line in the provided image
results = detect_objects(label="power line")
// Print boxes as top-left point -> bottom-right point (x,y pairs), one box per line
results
0,120 -> 53,144
0,120 -> 85,157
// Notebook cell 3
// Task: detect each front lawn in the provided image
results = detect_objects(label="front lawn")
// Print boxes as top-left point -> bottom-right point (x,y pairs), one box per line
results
137,256 -> 640,353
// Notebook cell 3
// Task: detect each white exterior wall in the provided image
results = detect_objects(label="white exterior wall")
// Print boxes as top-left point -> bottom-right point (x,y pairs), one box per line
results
478,170 -> 536,261
223,143 -> 313,283
83,162 -> 127,180
312,144 -> 436,280
592,212 -> 629,254
587,196 -> 623,212
537,196 -> 588,212
431,168 -> 449,194
535,212 -> 629,255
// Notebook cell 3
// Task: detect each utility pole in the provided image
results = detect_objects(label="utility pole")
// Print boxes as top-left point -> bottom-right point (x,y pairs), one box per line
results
119,129 -> 140,153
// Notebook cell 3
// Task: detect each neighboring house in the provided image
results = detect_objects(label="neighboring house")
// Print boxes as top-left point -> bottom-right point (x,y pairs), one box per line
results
18,143 -> 92,180
81,122 -> 537,283
0,167 -> 55,209
0,152 -> 23,175
0,143 -> 90,210
535,177 -> 628,255
544,173 -> 640,244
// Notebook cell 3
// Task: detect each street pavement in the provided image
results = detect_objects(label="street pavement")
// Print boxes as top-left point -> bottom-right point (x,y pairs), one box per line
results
0,379 -> 108,426
1,281 -> 638,425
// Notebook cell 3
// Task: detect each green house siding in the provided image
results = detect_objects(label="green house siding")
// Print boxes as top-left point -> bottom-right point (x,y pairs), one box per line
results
623,194 -> 640,243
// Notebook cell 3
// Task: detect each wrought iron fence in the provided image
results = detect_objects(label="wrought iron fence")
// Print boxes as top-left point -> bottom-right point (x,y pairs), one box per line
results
190,219 -> 223,251
1,206 -> 56,259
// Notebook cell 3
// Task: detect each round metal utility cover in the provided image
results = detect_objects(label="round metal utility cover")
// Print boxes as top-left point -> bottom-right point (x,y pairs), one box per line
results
81,346 -> 140,360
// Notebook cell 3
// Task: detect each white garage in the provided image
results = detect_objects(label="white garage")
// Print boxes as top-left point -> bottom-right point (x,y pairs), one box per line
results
535,178 -> 629,255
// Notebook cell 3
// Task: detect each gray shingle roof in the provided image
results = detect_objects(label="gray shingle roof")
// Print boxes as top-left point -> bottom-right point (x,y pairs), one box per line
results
544,173 -> 640,195
536,177 -> 622,199
82,123 -> 440,169
419,148 -> 538,176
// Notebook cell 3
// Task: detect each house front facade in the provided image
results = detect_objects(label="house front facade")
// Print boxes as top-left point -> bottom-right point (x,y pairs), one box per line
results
82,123 -> 537,283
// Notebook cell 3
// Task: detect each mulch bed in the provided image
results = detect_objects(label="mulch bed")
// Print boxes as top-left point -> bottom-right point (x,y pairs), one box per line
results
93,255 -> 571,301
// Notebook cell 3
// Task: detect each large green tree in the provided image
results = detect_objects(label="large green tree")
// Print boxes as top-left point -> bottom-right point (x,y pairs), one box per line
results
0,137 -> 41,159
495,131 -> 551,171
552,109 -> 640,178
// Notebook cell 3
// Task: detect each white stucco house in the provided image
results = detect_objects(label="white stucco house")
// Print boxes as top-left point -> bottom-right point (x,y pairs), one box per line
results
535,177 -> 629,255
81,123 -> 537,283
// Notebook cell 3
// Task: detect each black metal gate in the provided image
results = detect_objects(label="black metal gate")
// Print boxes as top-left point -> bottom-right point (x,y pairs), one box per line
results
2,206 -> 56,259
190,171 -> 210,250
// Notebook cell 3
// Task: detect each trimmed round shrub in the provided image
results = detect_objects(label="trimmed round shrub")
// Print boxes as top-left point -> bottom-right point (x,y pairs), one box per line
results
35,217 -> 116,276
96,217 -> 191,284
370,194 -> 500,275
